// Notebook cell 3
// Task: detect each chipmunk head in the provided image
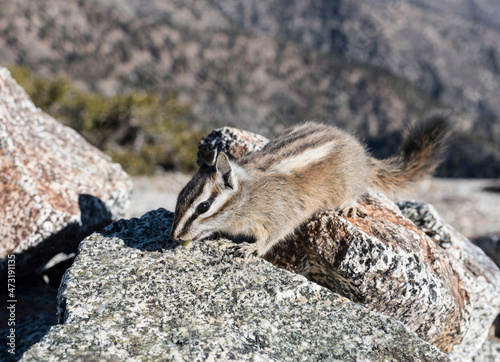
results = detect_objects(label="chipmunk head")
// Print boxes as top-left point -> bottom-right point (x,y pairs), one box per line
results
170,152 -> 240,243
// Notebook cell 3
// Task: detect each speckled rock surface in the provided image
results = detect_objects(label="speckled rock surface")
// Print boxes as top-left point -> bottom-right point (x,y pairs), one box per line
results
0,67 -> 132,277
398,201 -> 500,360
197,126 -> 500,360
21,209 -> 449,361
472,235 -> 500,268
197,126 -> 269,166
264,193 -> 500,360
472,340 -> 500,362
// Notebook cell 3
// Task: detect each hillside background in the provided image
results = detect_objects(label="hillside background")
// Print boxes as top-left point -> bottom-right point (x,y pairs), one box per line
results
1,0 -> 500,177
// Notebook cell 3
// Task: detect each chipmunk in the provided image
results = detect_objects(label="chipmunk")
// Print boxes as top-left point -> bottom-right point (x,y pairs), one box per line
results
170,116 -> 450,258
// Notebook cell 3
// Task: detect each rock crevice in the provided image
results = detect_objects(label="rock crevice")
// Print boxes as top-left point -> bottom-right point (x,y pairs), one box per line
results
0,67 -> 132,279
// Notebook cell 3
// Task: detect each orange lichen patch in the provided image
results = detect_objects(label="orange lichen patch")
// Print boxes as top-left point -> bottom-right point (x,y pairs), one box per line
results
263,191 -> 480,354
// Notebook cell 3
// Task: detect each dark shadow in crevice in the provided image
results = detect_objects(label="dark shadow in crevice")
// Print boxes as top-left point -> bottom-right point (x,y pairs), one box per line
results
0,194 -> 115,361
99,207 -> 178,252
483,183 -> 500,194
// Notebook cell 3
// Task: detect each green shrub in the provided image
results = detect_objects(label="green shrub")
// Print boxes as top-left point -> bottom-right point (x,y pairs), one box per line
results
8,65 -> 203,175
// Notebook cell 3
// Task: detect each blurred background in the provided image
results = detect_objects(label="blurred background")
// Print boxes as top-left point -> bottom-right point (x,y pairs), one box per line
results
1,2 -> 500,358
1,0 -> 499,236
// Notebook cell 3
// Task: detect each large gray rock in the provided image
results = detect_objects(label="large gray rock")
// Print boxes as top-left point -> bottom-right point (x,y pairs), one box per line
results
21,209 -> 449,361
398,202 -> 500,359
262,194 -> 500,360
0,67 -> 132,278
198,126 -> 500,360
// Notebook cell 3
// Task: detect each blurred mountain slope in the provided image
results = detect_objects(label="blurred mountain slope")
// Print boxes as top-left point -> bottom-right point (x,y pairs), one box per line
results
214,0 -> 500,135
1,0 -> 499,176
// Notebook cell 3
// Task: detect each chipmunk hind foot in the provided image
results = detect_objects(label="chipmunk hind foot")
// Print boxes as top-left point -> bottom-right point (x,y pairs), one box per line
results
340,205 -> 366,219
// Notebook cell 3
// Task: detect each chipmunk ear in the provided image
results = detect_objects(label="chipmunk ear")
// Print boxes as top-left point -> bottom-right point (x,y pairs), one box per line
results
198,149 -> 217,167
215,152 -> 235,190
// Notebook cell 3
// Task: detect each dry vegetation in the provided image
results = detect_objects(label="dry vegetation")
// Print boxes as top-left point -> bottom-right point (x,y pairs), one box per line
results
1,0 -> 499,176
8,65 -> 203,174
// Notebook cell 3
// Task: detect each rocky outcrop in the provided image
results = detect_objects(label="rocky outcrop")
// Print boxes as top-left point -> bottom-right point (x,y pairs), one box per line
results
197,126 -> 269,166
21,209 -> 449,361
263,195 -> 500,360
0,67 -> 132,279
198,127 -> 500,360
18,122 -> 500,360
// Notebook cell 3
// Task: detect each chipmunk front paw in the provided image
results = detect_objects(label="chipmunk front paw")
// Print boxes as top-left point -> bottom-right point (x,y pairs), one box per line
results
234,242 -> 259,258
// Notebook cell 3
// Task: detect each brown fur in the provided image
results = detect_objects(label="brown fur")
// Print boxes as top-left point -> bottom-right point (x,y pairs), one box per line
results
370,116 -> 451,192
171,117 -> 451,257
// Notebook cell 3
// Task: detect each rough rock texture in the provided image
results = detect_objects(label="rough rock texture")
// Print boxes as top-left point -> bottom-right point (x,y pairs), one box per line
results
399,202 -> 500,355
197,126 -> 269,166
470,234 -> 500,344
21,209 -> 449,361
262,194 -> 500,360
472,235 -> 500,268
0,67 -> 132,277
198,127 -> 500,360
472,340 -> 500,362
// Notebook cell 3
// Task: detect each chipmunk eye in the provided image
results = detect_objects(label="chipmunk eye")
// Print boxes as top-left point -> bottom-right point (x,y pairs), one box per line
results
196,201 -> 210,214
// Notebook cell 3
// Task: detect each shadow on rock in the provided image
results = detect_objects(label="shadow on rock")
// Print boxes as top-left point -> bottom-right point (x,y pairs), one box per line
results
0,194 -> 116,362
100,208 -> 178,252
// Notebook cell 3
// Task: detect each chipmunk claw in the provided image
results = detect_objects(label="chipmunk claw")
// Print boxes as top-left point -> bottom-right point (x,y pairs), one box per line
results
340,206 -> 366,219
235,242 -> 259,258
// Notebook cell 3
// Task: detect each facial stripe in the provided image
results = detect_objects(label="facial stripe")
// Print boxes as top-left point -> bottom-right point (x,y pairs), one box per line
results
207,182 -> 240,216
178,189 -> 220,237
197,188 -> 231,221
172,176 -> 206,233
172,162 -> 241,240
174,182 -> 213,238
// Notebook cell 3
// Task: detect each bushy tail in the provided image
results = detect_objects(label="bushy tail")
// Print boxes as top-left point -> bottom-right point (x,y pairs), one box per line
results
370,115 -> 451,192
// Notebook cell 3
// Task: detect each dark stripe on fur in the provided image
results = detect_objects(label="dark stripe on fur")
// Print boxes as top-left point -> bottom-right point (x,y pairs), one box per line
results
178,189 -> 219,238
171,167 -> 216,238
